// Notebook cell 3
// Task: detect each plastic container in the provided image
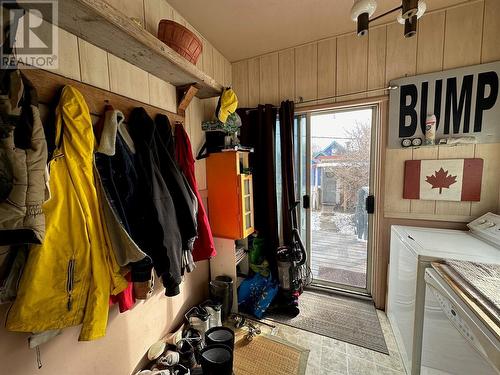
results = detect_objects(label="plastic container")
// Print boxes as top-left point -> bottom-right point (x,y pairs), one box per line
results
157,20 -> 203,64
205,327 -> 235,351
209,276 -> 234,321
424,115 -> 437,145
200,344 -> 233,375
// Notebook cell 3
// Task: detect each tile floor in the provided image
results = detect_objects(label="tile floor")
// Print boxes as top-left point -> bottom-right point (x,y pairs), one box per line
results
269,310 -> 405,375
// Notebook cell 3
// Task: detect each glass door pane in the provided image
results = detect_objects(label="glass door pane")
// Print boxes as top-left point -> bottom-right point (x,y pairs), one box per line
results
306,106 -> 374,291
294,114 -> 308,245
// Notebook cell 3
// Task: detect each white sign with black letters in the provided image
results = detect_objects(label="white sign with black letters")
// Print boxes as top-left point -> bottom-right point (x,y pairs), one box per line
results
388,61 -> 500,148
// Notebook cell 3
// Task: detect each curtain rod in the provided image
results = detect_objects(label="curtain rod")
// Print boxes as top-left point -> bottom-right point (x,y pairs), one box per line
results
244,85 -> 398,112
369,5 -> 402,23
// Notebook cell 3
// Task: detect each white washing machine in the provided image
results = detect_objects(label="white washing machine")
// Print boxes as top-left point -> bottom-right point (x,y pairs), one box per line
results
387,213 -> 500,375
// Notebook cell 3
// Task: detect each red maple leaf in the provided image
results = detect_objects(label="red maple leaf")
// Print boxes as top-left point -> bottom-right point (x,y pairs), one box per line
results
425,168 -> 457,194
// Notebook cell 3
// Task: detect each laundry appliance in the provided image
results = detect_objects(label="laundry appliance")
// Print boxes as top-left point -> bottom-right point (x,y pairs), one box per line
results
387,213 -> 500,375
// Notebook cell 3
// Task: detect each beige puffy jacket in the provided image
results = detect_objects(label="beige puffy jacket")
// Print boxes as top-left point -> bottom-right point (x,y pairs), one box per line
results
0,70 -> 49,245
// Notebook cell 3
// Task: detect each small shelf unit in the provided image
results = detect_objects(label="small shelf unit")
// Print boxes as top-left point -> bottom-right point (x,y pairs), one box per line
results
206,151 -> 254,240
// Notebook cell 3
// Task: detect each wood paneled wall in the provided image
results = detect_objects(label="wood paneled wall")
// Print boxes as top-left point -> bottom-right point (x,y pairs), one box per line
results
232,0 -> 500,308
0,1 -> 228,374
232,0 -> 499,107
232,0 -> 500,222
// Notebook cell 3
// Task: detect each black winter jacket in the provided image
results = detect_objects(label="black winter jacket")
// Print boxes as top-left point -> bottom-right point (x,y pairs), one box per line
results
154,114 -> 197,252
127,108 -> 182,297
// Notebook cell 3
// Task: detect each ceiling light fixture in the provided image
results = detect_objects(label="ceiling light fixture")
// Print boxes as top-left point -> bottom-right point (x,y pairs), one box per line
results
351,0 -> 427,38
350,0 -> 377,36
397,0 -> 426,38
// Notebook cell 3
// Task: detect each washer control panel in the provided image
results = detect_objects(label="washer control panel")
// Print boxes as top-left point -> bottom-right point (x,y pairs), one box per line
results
430,287 -> 485,356
468,213 -> 500,248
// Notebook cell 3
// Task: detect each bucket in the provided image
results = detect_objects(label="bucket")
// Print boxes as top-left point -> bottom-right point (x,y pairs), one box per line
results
200,344 -> 233,375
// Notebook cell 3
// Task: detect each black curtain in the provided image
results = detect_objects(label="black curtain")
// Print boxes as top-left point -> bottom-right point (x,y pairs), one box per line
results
278,101 -> 297,247
238,105 -> 279,272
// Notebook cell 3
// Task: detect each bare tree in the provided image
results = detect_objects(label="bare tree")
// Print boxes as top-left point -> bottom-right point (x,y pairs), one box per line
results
331,121 -> 371,210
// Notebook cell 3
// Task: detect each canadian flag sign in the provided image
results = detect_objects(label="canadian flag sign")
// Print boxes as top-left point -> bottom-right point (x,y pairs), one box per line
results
404,159 -> 483,201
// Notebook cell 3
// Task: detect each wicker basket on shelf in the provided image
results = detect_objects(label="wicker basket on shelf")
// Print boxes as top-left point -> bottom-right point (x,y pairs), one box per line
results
157,20 -> 203,65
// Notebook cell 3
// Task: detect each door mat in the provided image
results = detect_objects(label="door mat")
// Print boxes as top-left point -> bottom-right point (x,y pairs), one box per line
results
234,333 -> 309,375
266,290 -> 389,354
318,266 -> 367,288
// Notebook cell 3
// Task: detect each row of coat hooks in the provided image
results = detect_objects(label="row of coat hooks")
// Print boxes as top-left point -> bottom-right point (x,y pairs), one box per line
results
21,67 -> 195,126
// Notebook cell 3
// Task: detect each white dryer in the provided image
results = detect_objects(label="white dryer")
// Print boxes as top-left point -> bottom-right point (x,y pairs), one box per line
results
387,213 -> 500,375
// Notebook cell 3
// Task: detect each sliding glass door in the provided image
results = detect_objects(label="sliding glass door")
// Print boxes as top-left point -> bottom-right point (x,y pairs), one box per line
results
295,105 -> 377,294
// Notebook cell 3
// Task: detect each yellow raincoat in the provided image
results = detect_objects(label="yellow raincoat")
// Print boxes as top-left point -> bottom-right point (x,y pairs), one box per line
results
6,86 -> 127,341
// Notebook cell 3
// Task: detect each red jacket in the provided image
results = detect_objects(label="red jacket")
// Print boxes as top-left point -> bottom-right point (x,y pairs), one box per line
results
174,124 -> 216,261
110,272 -> 135,313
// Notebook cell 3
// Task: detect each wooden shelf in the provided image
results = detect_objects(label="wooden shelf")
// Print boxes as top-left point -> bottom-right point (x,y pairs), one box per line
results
27,0 -> 223,99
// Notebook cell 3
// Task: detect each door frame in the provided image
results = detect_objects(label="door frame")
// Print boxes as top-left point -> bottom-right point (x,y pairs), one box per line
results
295,96 -> 388,299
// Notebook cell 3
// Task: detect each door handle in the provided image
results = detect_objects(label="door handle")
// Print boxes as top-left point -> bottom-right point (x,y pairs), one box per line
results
366,195 -> 375,214
303,195 -> 310,209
